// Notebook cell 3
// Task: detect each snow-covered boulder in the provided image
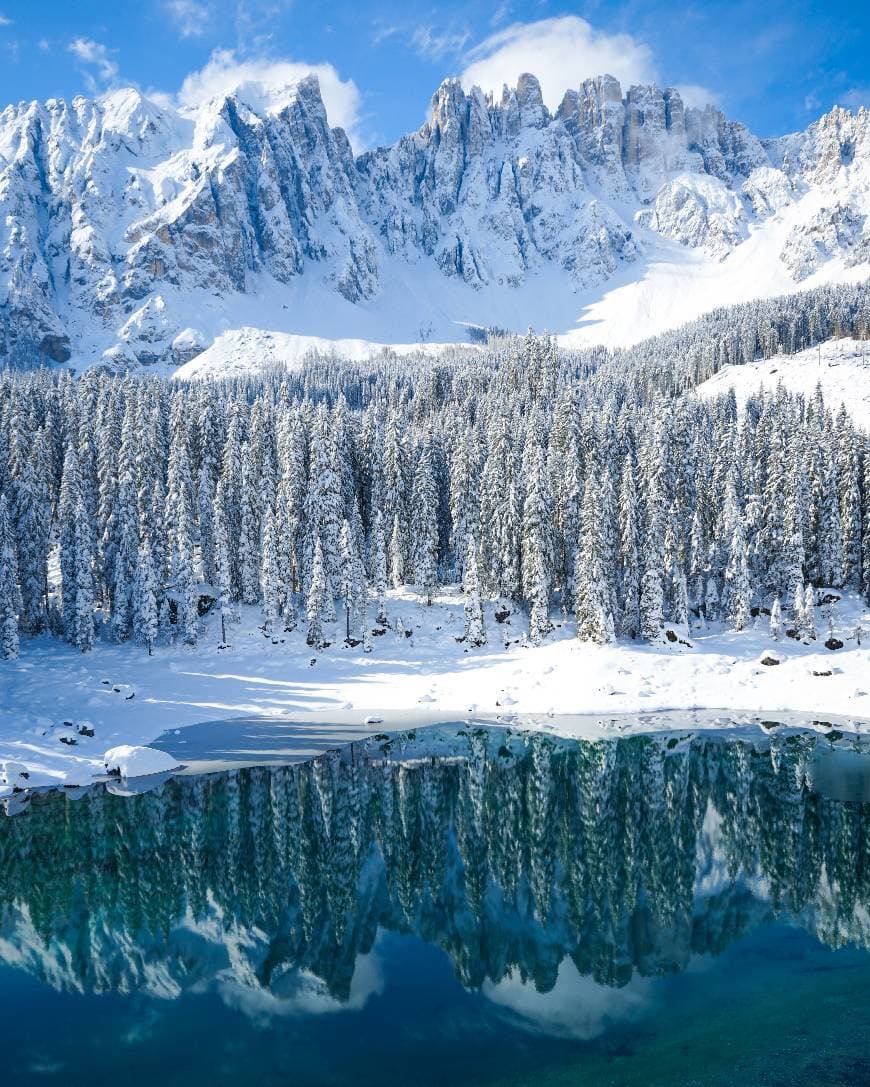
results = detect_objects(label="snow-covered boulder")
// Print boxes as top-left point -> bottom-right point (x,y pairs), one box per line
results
0,761 -> 29,789
103,745 -> 180,779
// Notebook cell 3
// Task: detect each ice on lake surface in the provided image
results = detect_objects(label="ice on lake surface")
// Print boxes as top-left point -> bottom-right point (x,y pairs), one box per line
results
1,725 -> 870,1086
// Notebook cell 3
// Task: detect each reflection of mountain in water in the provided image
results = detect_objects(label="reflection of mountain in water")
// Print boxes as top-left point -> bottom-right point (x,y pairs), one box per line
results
1,730 -> 868,1006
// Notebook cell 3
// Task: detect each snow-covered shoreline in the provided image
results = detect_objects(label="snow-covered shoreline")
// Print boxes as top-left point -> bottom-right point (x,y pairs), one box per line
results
3,587 -> 869,793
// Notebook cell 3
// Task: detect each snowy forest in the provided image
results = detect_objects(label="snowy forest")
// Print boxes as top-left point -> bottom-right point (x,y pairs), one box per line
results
0,281 -> 869,661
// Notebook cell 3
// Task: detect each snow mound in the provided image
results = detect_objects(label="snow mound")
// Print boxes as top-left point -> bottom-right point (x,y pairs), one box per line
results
104,745 -> 180,779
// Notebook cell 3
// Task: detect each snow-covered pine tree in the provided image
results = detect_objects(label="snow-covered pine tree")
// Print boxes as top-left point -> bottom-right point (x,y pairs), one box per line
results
238,448 -> 261,606
574,474 -> 613,643
705,577 -> 720,623
671,563 -> 689,632
722,477 -> 752,631
389,512 -> 405,588
12,429 -> 51,634
639,433 -> 666,641
110,467 -> 139,642
72,490 -> 95,653
411,436 -> 439,605
134,535 -> 159,655
165,437 -> 198,645
450,429 -> 480,581
801,583 -> 817,640
769,596 -> 783,640
463,536 -> 486,647
370,509 -> 388,627
307,536 -> 331,648
307,404 -> 344,590
479,414 -> 520,608
0,494 -> 20,659
260,503 -> 280,635
58,445 -> 81,639
213,479 -> 234,642
618,454 -> 641,638
383,407 -> 409,579
521,438 -> 553,644
339,517 -> 367,643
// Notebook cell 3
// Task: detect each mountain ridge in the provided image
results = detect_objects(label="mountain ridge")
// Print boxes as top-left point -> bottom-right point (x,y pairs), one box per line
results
0,71 -> 868,370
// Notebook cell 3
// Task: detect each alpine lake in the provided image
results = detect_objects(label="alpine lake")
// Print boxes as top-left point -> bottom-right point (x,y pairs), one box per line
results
1,722 -> 869,1086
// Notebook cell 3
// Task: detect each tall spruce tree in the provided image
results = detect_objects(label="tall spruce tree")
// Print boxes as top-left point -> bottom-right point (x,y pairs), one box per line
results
0,494 -> 20,659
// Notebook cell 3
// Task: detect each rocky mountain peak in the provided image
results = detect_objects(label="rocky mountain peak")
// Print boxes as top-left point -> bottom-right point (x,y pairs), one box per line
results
0,72 -> 867,370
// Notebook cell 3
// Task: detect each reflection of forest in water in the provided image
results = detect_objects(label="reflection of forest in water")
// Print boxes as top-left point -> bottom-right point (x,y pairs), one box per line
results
1,729 -> 868,1004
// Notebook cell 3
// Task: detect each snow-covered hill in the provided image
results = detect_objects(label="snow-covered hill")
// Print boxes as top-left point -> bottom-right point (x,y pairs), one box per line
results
697,337 -> 870,429
1,73 -> 868,370
172,327 -> 473,381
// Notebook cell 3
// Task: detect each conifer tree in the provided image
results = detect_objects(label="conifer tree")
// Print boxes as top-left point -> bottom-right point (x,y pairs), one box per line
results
705,577 -> 720,623
370,510 -> 388,626
0,494 -> 20,659
213,480 -> 234,642
463,537 -> 486,647
339,518 -> 367,643
724,495 -> 752,632
618,455 -> 641,638
72,490 -> 95,653
411,437 -> 439,604
307,537 -> 331,648
769,596 -> 783,640
111,468 -> 139,641
12,433 -> 50,633
389,512 -> 405,588
574,475 -> 613,643
134,535 -> 159,655
521,441 -> 553,644
165,439 -> 198,645
260,504 -> 280,635
238,451 -> 261,606
801,583 -> 817,641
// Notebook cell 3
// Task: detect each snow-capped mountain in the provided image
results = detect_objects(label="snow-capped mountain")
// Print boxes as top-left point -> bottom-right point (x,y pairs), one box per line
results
0,72 -> 868,369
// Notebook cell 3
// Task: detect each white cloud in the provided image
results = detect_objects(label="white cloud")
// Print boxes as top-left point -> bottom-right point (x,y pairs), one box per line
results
67,37 -> 119,92
840,86 -> 869,112
411,25 -> 471,60
676,83 -> 717,109
0,14 -> 13,26
175,49 -> 363,145
461,16 -> 714,111
164,0 -> 211,39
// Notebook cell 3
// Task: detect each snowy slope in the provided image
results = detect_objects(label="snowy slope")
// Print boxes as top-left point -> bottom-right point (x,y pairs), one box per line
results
1,74 -> 868,370
172,327 -> 475,381
697,337 -> 870,429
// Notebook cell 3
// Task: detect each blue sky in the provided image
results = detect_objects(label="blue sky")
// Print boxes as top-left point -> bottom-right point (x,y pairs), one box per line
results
0,1 -> 867,148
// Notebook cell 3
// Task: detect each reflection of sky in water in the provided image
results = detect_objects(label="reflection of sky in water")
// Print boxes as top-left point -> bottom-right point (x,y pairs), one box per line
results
217,951 -> 385,1022
483,957 -> 652,1040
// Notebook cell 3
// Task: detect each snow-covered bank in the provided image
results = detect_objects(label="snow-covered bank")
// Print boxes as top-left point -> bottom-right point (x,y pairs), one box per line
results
2,587 -> 870,792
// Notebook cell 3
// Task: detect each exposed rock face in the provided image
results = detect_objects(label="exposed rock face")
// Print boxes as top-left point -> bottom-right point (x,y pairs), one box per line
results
0,73 -> 868,368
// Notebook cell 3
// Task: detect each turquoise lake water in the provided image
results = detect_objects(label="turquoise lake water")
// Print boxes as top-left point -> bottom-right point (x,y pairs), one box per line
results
1,727 -> 868,1086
